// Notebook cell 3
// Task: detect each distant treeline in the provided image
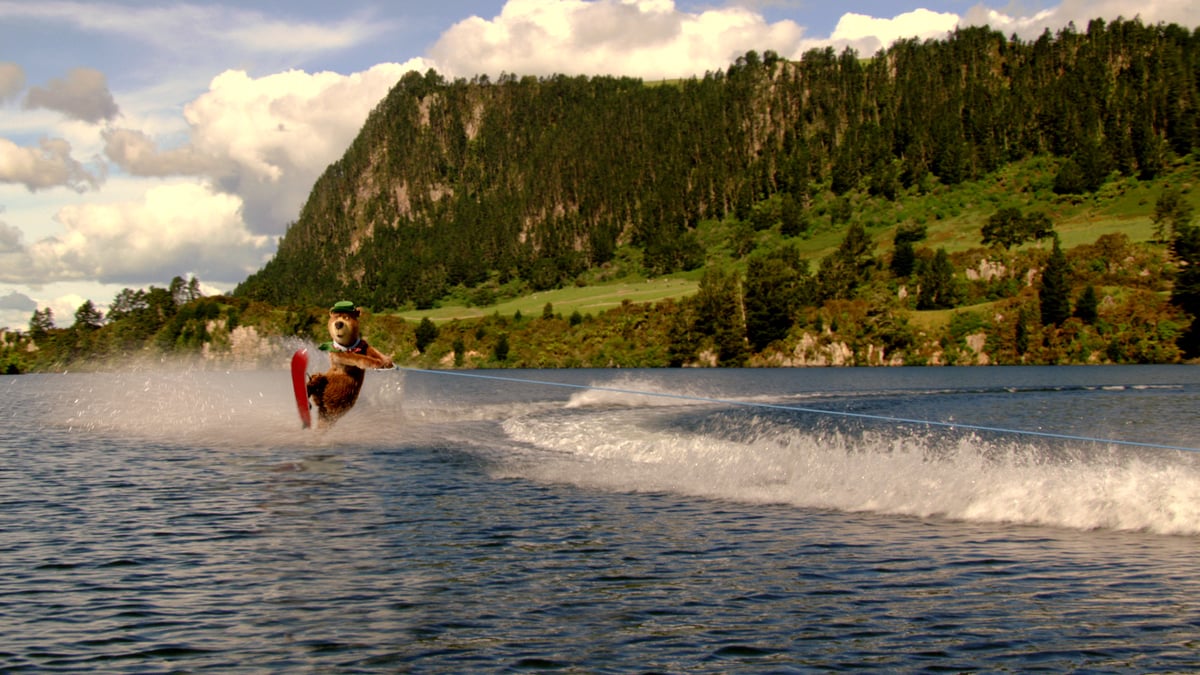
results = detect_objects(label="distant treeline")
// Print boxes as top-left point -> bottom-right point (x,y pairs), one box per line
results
236,18 -> 1199,310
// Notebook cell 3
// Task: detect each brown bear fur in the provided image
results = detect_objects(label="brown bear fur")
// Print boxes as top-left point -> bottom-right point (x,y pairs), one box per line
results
306,306 -> 394,428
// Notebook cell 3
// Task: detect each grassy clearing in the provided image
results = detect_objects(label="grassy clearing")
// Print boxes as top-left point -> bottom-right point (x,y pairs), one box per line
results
396,277 -> 699,323
907,300 -> 1005,333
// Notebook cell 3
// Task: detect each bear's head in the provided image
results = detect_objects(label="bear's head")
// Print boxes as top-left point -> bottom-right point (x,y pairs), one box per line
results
327,300 -> 363,348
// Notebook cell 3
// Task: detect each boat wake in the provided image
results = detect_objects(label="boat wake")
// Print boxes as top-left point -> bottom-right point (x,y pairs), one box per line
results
495,379 -> 1200,537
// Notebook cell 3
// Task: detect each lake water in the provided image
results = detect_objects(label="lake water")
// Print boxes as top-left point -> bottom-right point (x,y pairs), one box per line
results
2,362 -> 1199,672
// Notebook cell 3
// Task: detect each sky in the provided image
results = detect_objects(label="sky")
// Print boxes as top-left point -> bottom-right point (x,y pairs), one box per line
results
0,0 -> 1194,330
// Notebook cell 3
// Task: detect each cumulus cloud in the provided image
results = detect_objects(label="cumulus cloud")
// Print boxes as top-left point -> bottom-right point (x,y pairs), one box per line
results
102,127 -> 225,177
0,62 -> 24,102
0,136 -> 102,192
24,67 -> 120,123
102,60 -> 428,235
430,0 -> 805,80
825,8 -> 960,54
0,183 -> 272,285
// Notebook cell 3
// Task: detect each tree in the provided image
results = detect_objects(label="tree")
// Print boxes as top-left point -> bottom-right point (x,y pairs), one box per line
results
779,193 -> 807,237
169,276 -> 189,305
1074,284 -> 1099,324
916,248 -> 960,310
891,222 -> 926,278
415,317 -> 439,354
493,333 -> 510,362
29,308 -> 54,340
693,267 -> 747,366
107,288 -> 146,322
72,300 -> 103,331
1039,236 -> 1072,327
982,207 -> 1054,249
744,245 -> 811,350
819,222 -> 874,300
1052,158 -> 1089,195
1170,221 -> 1200,357
891,239 -> 917,279
1014,307 -> 1031,357
1152,187 -> 1195,243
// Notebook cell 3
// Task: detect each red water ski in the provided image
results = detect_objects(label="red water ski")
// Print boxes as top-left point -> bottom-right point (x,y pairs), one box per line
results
290,349 -> 312,429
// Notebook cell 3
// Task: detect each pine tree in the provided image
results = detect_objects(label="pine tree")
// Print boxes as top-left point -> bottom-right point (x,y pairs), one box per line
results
28,308 -> 54,340
415,317 -> 439,354
73,301 -> 103,330
694,267 -> 747,366
744,245 -> 811,351
1170,222 -> 1200,357
1039,236 -> 1072,326
890,222 -> 926,278
891,240 -> 916,279
1153,187 -> 1195,243
493,333 -> 510,362
819,222 -> 874,301
1015,307 -> 1031,356
916,248 -> 960,310
1074,284 -> 1099,324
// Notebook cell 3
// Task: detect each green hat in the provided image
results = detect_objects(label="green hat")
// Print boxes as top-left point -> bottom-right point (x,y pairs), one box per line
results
330,300 -> 358,314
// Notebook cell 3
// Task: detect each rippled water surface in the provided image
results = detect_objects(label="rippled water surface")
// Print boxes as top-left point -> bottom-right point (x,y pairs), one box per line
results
2,364 -> 1199,672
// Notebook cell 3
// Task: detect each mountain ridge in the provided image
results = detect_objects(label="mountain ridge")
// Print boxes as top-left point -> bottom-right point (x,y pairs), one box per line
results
235,18 -> 1200,311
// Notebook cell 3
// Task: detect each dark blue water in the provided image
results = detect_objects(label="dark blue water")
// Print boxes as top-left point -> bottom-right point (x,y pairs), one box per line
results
2,364 -> 1199,672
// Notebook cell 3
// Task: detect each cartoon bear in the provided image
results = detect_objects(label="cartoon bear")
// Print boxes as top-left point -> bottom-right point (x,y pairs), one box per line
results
306,301 -> 394,428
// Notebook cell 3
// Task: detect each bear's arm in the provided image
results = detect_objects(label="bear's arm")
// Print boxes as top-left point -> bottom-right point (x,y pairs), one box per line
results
331,346 -> 394,370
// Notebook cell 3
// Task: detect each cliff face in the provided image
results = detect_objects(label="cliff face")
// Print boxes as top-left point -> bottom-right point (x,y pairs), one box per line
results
235,20 -> 1199,309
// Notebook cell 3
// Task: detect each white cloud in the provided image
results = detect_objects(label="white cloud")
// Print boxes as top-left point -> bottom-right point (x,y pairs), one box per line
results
824,8 -> 960,54
431,0 -> 806,80
1,182 -> 272,286
102,60 -> 429,236
0,136 -> 102,192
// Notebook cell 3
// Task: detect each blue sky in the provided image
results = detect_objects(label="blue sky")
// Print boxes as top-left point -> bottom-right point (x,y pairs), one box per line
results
0,0 -> 1191,330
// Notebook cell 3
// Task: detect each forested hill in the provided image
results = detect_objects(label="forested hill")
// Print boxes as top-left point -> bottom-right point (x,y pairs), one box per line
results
234,19 -> 1200,309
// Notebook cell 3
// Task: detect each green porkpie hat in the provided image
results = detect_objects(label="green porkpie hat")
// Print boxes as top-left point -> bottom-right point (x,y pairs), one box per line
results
330,300 -> 359,315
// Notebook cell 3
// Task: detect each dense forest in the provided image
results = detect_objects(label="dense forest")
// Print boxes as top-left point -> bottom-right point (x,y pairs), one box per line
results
236,18 -> 1199,313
